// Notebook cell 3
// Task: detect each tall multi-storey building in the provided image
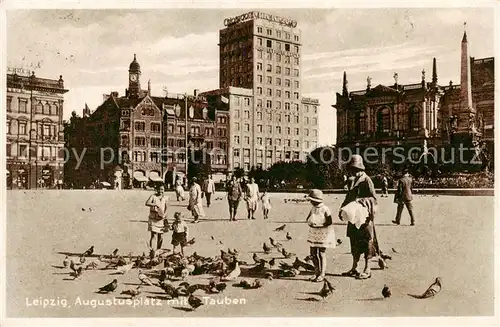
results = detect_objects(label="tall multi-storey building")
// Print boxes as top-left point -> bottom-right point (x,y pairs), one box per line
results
6,69 -> 68,189
64,55 -> 230,188
335,30 -> 494,167
215,11 -> 319,171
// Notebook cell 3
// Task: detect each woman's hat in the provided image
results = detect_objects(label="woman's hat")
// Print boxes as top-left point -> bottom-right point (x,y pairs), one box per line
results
307,189 -> 323,202
349,154 -> 365,171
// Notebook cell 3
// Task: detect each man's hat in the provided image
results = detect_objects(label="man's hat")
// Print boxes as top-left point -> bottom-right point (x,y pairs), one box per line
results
349,154 -> 365,170
307,189 -> 324,203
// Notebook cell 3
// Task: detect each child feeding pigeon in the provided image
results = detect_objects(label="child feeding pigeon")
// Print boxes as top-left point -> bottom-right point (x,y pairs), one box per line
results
305,189 -> 336,282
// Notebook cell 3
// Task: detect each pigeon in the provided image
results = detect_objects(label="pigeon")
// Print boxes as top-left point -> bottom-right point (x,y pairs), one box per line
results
391,248 -> 398,253
81,208 -> 85,211
293,257 -> 315,271
98,279 -> 118,293
269,258 -> 276,267
274,224 -> 286,232
249,261 -> 267,273
121,286 -> 141,299
211,236 -> 215,240
115,262 -> 134,274
72,266 -> 84,279
286,232 -> 292,241
89,208 -> 93,212
265,271 -> 274,280
69,260 -> 78,272
83,246 -> 94,256
263,243 -> 272,254
408,277 -> 442,299
63,256 -> 70,268
79,256 -> 86,264
138,270 -> 154,286
319,279 -> 335,300
336,239 -> 343,245
215,282 -> 227,293
186,238 -> 196,246
378,257 -> 388,269
188,294 -> 204,310
112,248 -> 119,257
269,237 -> 277,247
222,262 -> 240,281
228,248 -> 236,256
381,253 -> 392,261
253,253 -> 263,264
159,280 -> 179,298
382,284 -> 391,298
281,248 -> 294,259
85,261 -> 98,270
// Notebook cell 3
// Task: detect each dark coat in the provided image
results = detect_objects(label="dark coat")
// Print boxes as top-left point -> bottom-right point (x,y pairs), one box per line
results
394,174 -> 413,203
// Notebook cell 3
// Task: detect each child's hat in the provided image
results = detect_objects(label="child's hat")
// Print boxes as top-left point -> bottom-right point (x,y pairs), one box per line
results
307,189 -> 323,202
174,212 -> 182,219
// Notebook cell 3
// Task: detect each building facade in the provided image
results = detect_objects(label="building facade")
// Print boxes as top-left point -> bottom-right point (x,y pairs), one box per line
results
6,69 -> 68,189
335,31 -> 494,168
217,11 -> 319,171
64,55 -> 229,188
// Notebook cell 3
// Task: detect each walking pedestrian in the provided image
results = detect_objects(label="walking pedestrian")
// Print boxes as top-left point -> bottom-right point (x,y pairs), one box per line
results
392,169 -> 416,226
226,175 -> 243,221
260,190 -> 271,219
306,189 -> 336,282
244,177 -> 260,220
381,175 -> 389,197
188,177 -> 204,224
175,177 -> 185,201
203,175 -> 216,207
145,184 -> 169,251
339,154 -> 379,280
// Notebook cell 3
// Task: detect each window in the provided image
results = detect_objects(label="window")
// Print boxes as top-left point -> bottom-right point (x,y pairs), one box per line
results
276,90 -> 282,98
135,137 -> 146,146
6,143 -> 11,157
176,139 -> 186,147
276,66 -> 281,74
167,139 -> 174,147
267,125 -> 272,133
267,112 -> 272,120
285,91 -> 290,99
285,114 -> 291,122
266,40 -> 272,48
294,57 -> 299,65
305,128 -> 309,136
276,30 -> 281,38
257,87 -> 263,95
151,122 -> 161,133
6,97 -> 12,112
276,150 -> 282,159
304,141 -> 310,149
244,111 -> 250,119
43,124 -> 50,137
266,64 -> 272,72
218,128 -> 227,137
285,79 -> 291,87
294,34 -> 299,42
295,128 -> 299,135
267,28 -> 272,36
6,120 -> 11,134
235,122 -> 240,131
313,118 -> 318,125
285,151 -> 291,159
294,92 -> 299,100
257,99 -> 262,108
43,103 -> 50,115
205,127 -> 214,136
409,105 -> 420,131
244,149 -> 250,157
258,38 -> 263,46
276,54 -> 281,62
258,50 -> 263,59
257,124 -> 263,133
285,44 -> 290,51
167,124 -> 174,133
286,139 -> 291,147
19,122 -> 27,135
294,81 -> 300,89
258,75 -> 263,83
150,151 -> 160,163
276,101 -> 282,109
276,139 -> 282,146
244,123 -> 250,131
277,114 -> 282,122
19,144 -> 27,158
266,52 -> 272,60
286,127 -> 291,135
244,136 -> 250,145
276,126 -> 281,134
256,149 -> 263,157
266,76 -> 272,84
35,102 -> 42,113
294,115 -> 299,123
305,117 -> 309,124
244,98 -> 250,106
313,106 -> 318,113
235,110 -> 240,118
294,69 -> 299,77
266,100 -> 272,109
255,111 -> 261,120
257,63 -> 262,70
313,129 -> 318,137
257,138 -> 263,145
293,151 -> 300,160
135,122 -> 145,131
234,135 -> 241,145
206,141 -> 213,149
285,103 -> 290,110
19,99 -> 27,113
234,148 -> 240,157
266,150 -> 272,158
276,77 -> 282,86
257,26 -> 263,33
285,32 -> 290,39
294,45 -> 299,53
265,88 -> 271,96
285,56 -> 290,64
285,67 -> 290,76
377,107 -> 391,133
294,140 -> 299,148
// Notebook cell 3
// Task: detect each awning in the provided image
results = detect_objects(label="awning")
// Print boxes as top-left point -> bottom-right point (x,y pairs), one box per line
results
101,181 -> 111,187
149,171 -> 163,182
133,171 -> 148,182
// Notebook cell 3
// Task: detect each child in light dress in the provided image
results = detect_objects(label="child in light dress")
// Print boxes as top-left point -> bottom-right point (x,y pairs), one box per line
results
260,190 -> 271,219
171,212 -> 189,256
306,189 -> 336,282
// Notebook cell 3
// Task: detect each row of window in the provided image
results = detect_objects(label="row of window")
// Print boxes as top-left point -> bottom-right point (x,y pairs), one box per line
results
256,62 -> 299,75
256,26 -> 299,42
257,76 -> 300,88
233,149 -> 303,160
6,120 -> 59,137
6,143 -> 62,160
234,123 -> 318,136
130,151 -> 228,165
234,110 -> 318,125
233,137 -> 316,148
134,122 -> 161,133
339,107 -> 421,135
232,97 -> 252,107
7,98 -> 60,116
256,43 -> 300,55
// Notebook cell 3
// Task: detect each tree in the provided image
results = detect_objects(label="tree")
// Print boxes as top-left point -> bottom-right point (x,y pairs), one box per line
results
305,146 -> 344,189
187,148 -> 212,181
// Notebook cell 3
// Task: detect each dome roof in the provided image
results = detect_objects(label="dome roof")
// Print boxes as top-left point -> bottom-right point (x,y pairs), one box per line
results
129,54 -> 140,71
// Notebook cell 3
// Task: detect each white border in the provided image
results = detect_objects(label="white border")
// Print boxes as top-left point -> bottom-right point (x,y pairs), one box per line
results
0,1 -> 499,327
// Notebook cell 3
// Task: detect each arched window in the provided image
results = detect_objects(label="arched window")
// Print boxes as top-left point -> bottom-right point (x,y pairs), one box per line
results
36,102 -> 43,114
43,103 -> 51,115
377,107 -> 391,133
359,111 -> 367,134
121,135 -> 129,147
409,105 -> 420,131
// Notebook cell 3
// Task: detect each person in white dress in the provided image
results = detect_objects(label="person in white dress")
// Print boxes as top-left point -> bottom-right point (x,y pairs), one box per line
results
260,190 -> 271,219
175,177 -> 185,201
244,177 -> 260,220
188,177 -> 204,223
306,189 -> 336,282
145,184 -> 169,250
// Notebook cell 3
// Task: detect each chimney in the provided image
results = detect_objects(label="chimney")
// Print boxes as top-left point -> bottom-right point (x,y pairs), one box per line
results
111,91 -> 119,98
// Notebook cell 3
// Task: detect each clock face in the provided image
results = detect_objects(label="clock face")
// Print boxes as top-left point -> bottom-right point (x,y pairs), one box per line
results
130,74 -> 138,82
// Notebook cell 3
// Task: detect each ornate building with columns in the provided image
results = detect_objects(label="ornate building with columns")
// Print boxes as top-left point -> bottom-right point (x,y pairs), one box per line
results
335,30 -> 494,168
6,69 -> 68,189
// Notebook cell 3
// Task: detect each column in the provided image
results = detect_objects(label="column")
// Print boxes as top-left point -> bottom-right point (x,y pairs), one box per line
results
433,98 -> 438,130
366,107 -> 371,133
421,100 -> 427,132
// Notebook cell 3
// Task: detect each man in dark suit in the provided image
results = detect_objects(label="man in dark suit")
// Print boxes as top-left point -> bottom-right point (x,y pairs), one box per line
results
392,169 -> 416,226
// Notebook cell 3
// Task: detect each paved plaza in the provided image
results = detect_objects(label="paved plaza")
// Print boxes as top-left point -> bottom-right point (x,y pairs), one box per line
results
6,190 -> 495,317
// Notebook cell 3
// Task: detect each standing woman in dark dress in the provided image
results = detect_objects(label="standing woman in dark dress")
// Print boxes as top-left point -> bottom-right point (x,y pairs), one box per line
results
339,154 -> 379,279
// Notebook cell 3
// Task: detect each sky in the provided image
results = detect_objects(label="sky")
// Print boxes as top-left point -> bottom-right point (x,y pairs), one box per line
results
5,7 -> 495,146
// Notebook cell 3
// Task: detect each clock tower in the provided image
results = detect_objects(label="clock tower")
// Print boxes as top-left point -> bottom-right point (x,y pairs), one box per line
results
128,54 -> 141,99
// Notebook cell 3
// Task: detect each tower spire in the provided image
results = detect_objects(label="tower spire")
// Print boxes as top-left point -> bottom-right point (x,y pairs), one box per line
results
432,57 -> 438,85
148,79 -> 151,96
342,71 -> 348,96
